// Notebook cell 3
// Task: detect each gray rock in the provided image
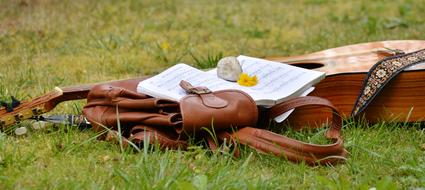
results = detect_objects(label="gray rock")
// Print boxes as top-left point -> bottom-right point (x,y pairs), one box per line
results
32,121 -> 47,130
217,56 -> 242,82
15,127 -> 27,136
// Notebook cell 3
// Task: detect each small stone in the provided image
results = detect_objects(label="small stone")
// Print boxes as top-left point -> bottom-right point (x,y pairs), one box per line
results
420,144 -> 425,151
32,121 -> 47,130
217,56 -> 242,82
15,127 -> 27,136
102,155 -> 111,162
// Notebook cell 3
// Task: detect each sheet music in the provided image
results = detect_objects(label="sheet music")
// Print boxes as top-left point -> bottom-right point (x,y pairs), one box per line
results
137,56 -> 325,104
232,55 -> 324,100
137,64 -> 233,100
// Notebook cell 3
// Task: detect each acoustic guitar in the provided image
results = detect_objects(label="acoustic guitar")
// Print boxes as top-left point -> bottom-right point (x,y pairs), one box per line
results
1,40 -> 424,129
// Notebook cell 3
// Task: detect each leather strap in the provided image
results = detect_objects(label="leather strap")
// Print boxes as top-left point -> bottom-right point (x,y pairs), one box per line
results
179,80 -> 228,108
179,80 -> 212,94
129,125 -> 188,149
220,96 -> 347,165
268,97 -> 342,139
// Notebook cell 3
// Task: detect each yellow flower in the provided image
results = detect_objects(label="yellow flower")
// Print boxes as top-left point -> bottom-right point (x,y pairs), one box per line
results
160,42 -> 170,51
237,73 -> 258,87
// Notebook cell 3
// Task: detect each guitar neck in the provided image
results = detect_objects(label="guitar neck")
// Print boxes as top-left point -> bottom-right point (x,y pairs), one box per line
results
0,77 -> 149,129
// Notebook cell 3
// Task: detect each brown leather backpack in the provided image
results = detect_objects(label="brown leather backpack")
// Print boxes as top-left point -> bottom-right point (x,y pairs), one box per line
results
0,76 -> 347,165
82,79 -> 347,165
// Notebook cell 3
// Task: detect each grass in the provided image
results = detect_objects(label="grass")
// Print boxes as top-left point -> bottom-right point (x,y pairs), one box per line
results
0,0 -> 424,189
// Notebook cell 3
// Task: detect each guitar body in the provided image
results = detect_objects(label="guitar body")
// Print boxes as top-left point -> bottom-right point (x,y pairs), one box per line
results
286,71 -> 425,126
269,40 -> 425,125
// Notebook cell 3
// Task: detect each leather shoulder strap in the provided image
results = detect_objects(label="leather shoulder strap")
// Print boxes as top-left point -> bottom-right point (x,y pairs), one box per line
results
222,96 -> 347,165
128,126 -> 188,149
268,96 -> 342,139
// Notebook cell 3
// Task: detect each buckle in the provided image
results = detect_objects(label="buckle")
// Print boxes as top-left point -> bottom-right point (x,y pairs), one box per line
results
180,80 -> 212,95
188,87 -> 212,95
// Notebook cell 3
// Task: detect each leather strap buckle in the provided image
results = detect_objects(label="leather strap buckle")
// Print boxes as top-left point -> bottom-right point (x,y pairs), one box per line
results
179,80 -> 212,95
188,87 -> 212,95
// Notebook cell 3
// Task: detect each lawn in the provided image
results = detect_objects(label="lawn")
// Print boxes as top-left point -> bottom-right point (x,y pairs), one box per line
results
0,0 -> 424,189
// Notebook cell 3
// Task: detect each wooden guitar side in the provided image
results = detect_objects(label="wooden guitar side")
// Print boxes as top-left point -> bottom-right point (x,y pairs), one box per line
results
286,67 -> 425,126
